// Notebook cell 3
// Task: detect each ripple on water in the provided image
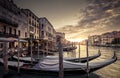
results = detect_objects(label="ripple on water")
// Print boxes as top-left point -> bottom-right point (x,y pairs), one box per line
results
64,45 -> 120,78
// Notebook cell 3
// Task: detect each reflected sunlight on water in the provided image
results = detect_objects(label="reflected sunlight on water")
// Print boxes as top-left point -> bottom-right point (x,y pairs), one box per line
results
0,45 -> 120,78
63,45 -> 120,78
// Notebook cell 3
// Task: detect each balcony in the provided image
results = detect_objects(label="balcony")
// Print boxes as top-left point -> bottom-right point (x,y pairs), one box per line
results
0,32 -> 18,38
0,17 -> 18,27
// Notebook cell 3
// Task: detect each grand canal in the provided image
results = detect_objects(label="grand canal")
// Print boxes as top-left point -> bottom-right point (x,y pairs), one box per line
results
63,45 -> 120,78
0,45 -> 120,78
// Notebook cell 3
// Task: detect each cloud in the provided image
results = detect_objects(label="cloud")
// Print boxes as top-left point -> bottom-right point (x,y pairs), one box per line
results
56,0 -> 120,41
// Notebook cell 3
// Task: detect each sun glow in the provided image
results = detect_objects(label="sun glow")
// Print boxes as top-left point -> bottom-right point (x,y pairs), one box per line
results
67,38 -> 85,42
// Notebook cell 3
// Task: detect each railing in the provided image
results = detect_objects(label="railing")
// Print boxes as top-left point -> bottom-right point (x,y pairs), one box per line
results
0,32 -> 18,38
0,17 -> 18,27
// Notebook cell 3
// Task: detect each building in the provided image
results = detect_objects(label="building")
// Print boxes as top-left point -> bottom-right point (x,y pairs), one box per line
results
111,31 -> 120,44
115,31 -> 120,38
0,0 -> 28,48
0,0 -> 67,52
101,32 -> 114,46
88,31 -> 120,47
39,17 -> 56,51
88,35 -> 101,46
22,9 -> 40,39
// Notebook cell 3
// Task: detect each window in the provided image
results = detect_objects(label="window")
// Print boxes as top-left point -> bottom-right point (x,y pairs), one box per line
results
29,20 -> 31,24
9,27 -> 12,34
25,32 -> 27,37
3,26 -> 6,33
0,43 -> 3,48
41,31 -> 44,37
29,13 -> 31,16
18,30 -> 20,36
30,26 -> 34,32
35,28 -> 36,33
37,30 -> 39,34
14,29 -> 16,35
41,24 -> 44,29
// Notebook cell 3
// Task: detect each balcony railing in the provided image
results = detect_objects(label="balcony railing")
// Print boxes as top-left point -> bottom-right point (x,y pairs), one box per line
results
0,17 -> 18,27
0,32 -> 18,38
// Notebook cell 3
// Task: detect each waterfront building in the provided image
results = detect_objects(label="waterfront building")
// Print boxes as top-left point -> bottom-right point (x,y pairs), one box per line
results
101,32 -> 114,46
111,31 -> 120,45
0,0 -> 28,48
39,17 -> 56,51
88,31 -> 120,47
22,9 -> 40,39
115,31 -> 120,38
21,9 -> 41,53
88,35 -> 101,46
0,0 -> 67,52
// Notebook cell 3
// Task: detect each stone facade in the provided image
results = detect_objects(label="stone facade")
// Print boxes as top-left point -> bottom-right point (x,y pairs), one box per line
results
39,17 -> 56,51
88,31 -> 120,46
22,9 -> 40,39
0,0 -> 28,48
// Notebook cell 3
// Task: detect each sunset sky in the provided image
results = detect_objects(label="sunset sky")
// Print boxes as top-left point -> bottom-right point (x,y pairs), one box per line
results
14,0 -> 120,42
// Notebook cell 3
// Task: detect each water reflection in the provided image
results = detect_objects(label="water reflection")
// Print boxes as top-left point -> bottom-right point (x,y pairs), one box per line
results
0,45 -> 120,78
63,45 -> 120,78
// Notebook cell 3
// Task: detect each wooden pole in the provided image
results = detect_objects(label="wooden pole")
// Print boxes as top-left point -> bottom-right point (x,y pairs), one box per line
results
72,42 -> 73,52
17,37 -> 20,73
3,42 -> 8,74
86,40 -> 89,78
30,38 -> 33,64
47,41 -> 48,56
58,37 -> 64,78
37,41 -> 40,59
74,42 -> 76,57
42,42 -> 44,57
78,42 -> 80,62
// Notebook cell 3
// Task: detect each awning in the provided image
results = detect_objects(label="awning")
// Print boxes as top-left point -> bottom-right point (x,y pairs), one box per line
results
0,37 -> 17,42
0,37 -> 27,42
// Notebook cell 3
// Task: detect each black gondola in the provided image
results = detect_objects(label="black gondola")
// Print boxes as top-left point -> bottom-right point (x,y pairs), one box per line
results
11,51 -> 101,64
0,52 -> 117,76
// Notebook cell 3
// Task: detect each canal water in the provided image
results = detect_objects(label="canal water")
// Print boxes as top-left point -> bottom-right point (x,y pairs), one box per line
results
0,45 -> 120,78
63,45 -> 120,78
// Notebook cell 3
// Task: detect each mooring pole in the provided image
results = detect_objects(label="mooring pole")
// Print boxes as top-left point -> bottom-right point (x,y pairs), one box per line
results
17,37 -> 20,73
3,42 -> 8,74
46,40 -> 48,56
58,36 -> 64,78
78,42 -> 81,62
74,42 -> 76,57
72,42 -> 74,52
37,41 -> 40,59
86,40 -> 89,78
30,38 -> 33,64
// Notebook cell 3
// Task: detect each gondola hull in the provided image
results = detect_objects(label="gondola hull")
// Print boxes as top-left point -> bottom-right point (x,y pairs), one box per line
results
7,53 -> 117,76
0,52 -> 117,76
11,51 -> 101,64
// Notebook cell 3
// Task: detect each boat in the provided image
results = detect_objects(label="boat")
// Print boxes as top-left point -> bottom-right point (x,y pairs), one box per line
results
44,51 -> 101,63
11,55 -> 38,64
11,51 -> 101,63
0,52 -> 117,75
63,46 -> 77,51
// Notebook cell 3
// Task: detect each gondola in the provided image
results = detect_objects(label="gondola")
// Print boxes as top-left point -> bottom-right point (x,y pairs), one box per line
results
11,56 -> 38,64
0,52 -> 117,75
11,51 -> 101,64
44,50 -> 101,63
63,46 -> 77,51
